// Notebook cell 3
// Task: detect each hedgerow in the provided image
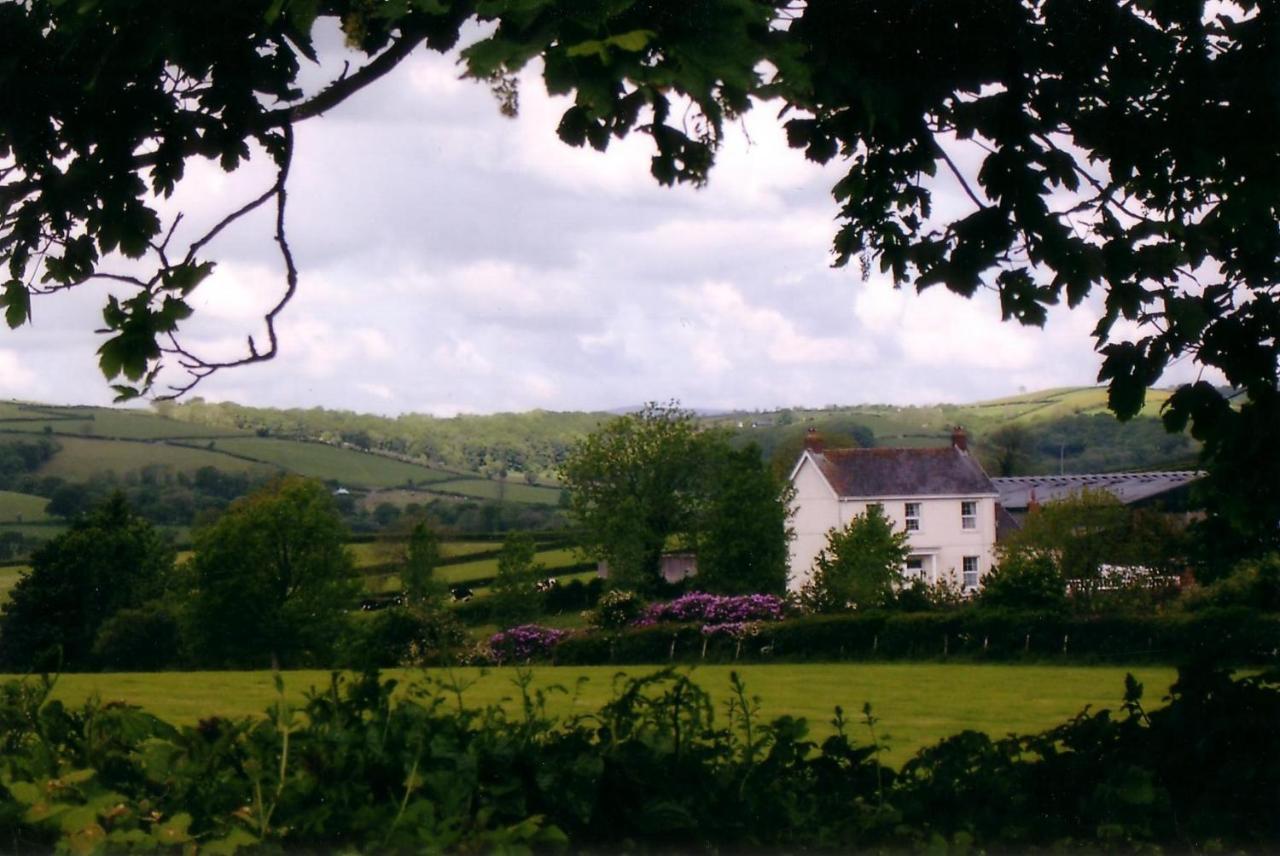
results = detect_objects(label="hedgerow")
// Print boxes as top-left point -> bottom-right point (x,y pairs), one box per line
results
0,666 -> 1275,852
554,608 -> 1280,665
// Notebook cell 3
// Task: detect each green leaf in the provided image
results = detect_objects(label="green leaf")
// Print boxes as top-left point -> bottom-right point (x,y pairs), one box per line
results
153,812 -> 193,846
202,826 -> 259,855
59,805 -> 100,834
606,29 -> 654,52
161,261 -> 215,294
1,280 -> 30,328
5,781 -> 41,806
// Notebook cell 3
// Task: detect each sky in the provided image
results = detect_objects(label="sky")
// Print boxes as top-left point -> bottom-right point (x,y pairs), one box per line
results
0,27 -> 1212,417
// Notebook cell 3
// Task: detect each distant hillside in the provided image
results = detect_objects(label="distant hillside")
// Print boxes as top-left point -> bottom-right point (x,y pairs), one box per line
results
707,387 -> 1198,476
153,386 -> 1199,483
0,401 -> 565,506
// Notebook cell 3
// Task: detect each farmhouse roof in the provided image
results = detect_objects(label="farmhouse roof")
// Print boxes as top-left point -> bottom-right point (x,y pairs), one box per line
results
808,446 -> 998,499
991,471 -> 1202,510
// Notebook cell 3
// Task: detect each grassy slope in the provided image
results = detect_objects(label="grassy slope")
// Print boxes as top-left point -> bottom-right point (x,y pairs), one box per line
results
425,477 -> 563,505
25,663 -> 1177,765
193,438 -> 458,488
0,565 -> 26,603
0,402 -> 247,440
0,491 -> 51,522
359,546 -> 589,593
34,436 -> 272,481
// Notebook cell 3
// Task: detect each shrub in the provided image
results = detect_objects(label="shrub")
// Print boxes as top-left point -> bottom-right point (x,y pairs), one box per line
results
637,591 -> 785,626
486,624 -> 569,663
0,666 -> 1275,852
91,601 -> 184,671
341,606 -> 468,669
799,505 -> 909,612
588,589 -> 643,630
979,553 -> 1068,612
1181,553 -> 1280,612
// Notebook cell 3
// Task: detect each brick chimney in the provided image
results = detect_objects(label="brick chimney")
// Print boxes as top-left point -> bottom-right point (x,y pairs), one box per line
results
804,427 -> 824,454
951,425 -> 968,453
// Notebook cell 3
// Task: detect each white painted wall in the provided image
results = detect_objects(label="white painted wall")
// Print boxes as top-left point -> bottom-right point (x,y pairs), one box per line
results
787,456 -> 841,591
786,454 -> 998,593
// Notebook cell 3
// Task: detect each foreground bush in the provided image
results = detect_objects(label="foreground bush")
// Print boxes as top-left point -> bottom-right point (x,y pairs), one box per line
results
0,667 -> 1276,852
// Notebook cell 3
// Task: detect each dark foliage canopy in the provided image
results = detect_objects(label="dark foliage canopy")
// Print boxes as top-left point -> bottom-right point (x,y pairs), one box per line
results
0,493 -> 174,670
2,1 -> 1276,542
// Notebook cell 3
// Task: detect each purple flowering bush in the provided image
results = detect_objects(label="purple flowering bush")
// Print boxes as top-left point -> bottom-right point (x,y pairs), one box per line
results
637,592 -> 785,627
699,621 -> 762,640
487,624 -> 568,663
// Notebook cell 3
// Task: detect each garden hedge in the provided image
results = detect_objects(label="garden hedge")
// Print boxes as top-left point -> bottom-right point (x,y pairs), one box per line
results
552,607 -> 1280,666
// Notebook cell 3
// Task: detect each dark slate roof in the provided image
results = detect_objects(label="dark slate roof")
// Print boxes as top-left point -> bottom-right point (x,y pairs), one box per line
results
811,447 -> 998,498
991,471 -> 1202,510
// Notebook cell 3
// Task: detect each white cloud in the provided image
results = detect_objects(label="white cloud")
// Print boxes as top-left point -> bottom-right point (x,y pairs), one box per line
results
0,350 -> 36,395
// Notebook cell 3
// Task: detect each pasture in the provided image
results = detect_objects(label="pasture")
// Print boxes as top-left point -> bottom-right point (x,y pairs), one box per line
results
0,490 -> 50,523
34,436 -> 270,481
185,437 -> 458,488
0,402 -> 246,440
0,565 -> 27,603
21,663 -> 1178,765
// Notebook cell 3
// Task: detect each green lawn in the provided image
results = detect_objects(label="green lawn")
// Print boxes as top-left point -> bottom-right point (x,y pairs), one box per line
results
18,663 -> 1178,766
0,490 -> 50,522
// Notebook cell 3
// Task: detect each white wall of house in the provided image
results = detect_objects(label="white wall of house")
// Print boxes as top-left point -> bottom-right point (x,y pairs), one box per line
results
787,455 -> 998,594
788,456 -> 842,591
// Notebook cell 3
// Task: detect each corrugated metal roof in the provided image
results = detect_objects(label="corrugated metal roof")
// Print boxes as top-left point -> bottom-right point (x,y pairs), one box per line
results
991,471 -> 1202,509
811,447 -> 998,498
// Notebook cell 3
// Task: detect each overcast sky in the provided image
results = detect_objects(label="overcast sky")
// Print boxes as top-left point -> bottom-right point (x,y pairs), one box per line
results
0,31 -> 1212,417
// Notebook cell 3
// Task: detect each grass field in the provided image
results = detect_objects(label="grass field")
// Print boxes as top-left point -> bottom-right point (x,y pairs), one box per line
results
191,438 -> 458,488
18,663 -> 1178,765
0,490 -> 50,522
436,547 -> 587,584
426,477 -> 564,505
35,436 -> 272,481
0,565 -> 27,603
0,403 -> 247,440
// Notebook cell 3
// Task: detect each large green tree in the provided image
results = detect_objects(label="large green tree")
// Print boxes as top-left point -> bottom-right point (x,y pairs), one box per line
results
693,443 -> 791,596
0,493 -> 175,670
561,404 -> 790,594
2,1 -> 1277,545
560,403 -> 705,593
189,475 -> 358,668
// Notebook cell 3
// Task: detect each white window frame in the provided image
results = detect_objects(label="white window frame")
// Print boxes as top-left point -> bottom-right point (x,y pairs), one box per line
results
904,502 -> 921,532
905,555 -> 924,579
961,500 -> 977,530
962,556 -> 980,589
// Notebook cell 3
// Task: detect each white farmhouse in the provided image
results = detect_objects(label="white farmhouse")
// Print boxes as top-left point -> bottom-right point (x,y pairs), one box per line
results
788,427 -> 1004,594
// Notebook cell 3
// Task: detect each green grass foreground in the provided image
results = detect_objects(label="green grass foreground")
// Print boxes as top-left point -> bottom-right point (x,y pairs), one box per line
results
16,663 -> 1176,765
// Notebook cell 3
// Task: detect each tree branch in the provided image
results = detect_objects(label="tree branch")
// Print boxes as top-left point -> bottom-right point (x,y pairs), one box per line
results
268,28 -> 429,125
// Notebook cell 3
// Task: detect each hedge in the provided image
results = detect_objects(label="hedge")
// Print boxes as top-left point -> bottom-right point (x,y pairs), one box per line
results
551,607 -> 1280,665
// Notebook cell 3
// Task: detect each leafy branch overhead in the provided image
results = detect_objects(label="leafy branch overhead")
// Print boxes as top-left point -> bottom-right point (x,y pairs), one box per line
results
0,2 -> 1277,539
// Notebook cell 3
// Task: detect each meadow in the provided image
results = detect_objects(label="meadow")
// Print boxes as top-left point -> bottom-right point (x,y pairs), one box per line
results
20,663 -> 1178,765
0,490 -> 51,522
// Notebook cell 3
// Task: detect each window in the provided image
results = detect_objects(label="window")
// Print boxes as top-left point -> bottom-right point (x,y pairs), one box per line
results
905,556 -> 924,579
961,500 -> 977,530
904,502 -> 921,532
963,556 -> 980,589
